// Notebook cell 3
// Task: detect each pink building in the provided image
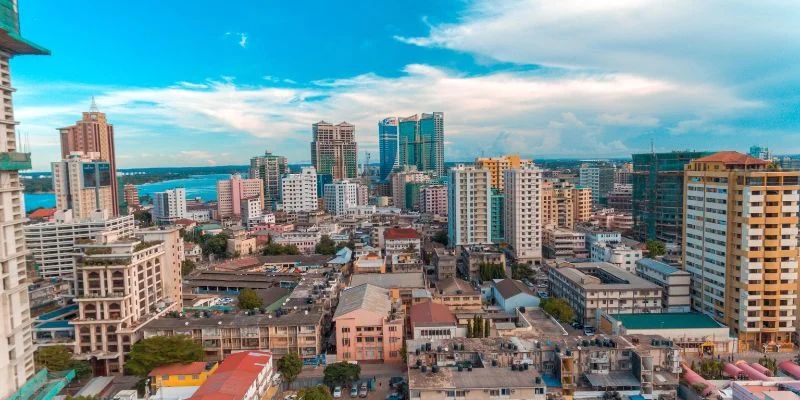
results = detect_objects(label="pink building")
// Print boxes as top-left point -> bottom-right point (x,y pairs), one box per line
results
216,174 -> 264,219
419,184 -> 448,216
333,284 -> 404,363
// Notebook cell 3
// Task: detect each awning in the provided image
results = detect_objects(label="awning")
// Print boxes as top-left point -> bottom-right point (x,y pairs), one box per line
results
584,372 -> 641,389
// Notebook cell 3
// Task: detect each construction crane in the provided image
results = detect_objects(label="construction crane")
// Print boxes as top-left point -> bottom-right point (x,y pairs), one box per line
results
362,151 -> 371,178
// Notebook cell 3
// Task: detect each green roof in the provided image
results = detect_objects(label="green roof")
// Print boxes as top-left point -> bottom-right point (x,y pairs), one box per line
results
612,313 -> 724,330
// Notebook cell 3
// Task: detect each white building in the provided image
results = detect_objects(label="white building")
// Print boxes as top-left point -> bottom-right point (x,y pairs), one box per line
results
579,162 -> 615,205
504,165 -> 543,261
25,210 -> 135,290
590,241 -> 643,273
323,180 -> 359,215
280,166 -> 318,212
135,226 -> 185,308
635,258 -> 691,313
52,152 -> 115,219
240,197 -> 263,229
575,226 -> 621,250
153,188 -> 187,224
447,165 -> 492,246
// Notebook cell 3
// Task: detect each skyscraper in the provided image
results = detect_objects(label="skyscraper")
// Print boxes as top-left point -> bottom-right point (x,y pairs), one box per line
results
475,155 -> 533,191
579,161 -> 615,206
682,151 -> 800,351
378,117 -> 399,181
380,112 -> 445,178
52,152 -> 114,219
59,98 -> 120,216
249,150 -> 287,210
153,188 -> 187,224
504,165 -> 543,261
448,165 -> 491,246
311,121 -> 357,180
0,3 -> 49,394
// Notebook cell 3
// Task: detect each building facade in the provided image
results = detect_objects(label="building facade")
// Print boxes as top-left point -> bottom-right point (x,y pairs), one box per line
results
123,184 -> 139,208
280,166 -> 318,212
333,284 -> 404,363
573,186 -> 592,223
135,226 -> 185,308
448,166 -> 492,246
419,184 -> 448,216
635,259 -> 691,313
542,228 -> 588,259
323,180 -> 359,215
504,165 -> 542,261
52,153 -> 114,219
579,162 -> 615,206
391,166 -> 430,210
378,117 -> 399,181
475,155 -> 533,191
249,150 -> 288,210
152,188 -> 187,224
216,174 -> 264,219
395,112 -> 445,177
311,121 -> 357,180
490,189 -> 504,243
608,184 -> 632,212
590,242 -> 642,273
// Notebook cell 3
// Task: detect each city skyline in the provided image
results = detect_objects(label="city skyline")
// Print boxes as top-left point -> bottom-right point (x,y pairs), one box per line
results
11,0 -> 800,170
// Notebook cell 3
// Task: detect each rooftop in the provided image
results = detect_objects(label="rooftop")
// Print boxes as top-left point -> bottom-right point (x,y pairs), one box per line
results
334,284 -> 391,319
384,227 -> 421,240
149,362 -> 210,377
409,365 -> 542,390
635,258 -> 688,276
694,151 -> 771,166
494,279 -> 535,299
436,277 -> 479,296
349,272 -> 425,289
189,351 -> 272,400
612,312 -> 725,330
28,208 -> 56,219
410,302 -> 456,327
553,262 -> 661,290
143,308 -> 323,330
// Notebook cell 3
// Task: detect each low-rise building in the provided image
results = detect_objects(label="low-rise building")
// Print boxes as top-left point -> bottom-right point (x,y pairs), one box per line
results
353,252 -> 386,274
333,284 -> 404,363
386,253 -> 424,273
591,208 -> 634,231
226,227 -> 257,256
350,272 -> 426,312
542,228 -> 588,259
184,242 -> 202,263
432,277 -> 482,311
460,246 -> 506,282
410,302 -> 458,340
590,241 -> 643,273
487,279 -> 540,313
188,350 -> 274,400
384,228 -> 422,256
432,247 -> 457,281
240,197 -> 263,229
635,258 -> 691,313
271,231 -> 321,254
148,362 -> 218,390
575,225 -> 621,250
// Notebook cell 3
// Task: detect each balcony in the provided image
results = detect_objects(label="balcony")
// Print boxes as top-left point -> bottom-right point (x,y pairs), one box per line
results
0,152 -> 31,171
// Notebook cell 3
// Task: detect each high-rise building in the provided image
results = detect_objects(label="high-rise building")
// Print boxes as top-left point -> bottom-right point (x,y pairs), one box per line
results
136,226 -> 185,308
0,7 -> 48,393
59,99 -> 119,216
504,165 -> 543,261
608,184 -> 633,212
490,189 -> 504,243
475,155 -> 533,191
541,180 -> 591,229
390,166 -> 430,210
631,151 -> 712,244
123,183 -> 139,208
448,165 -> 492,246
419,184 -> 448,216
153,188 -> 187,224
749,145 -> 773,161
394,112 -> 445,177
378,117 -> 399,181
573,186 -> 592,224
52,152 -> 114,219
323,180 -> 359,215
579,162 -> 615,206
239,197 -> 263,229
249,150 -> 287,210
280,166 -> 318,212
682,151 -> 800,351
615,163 -> 633,185
311,121 -> 357,180
216,173 -> 263,219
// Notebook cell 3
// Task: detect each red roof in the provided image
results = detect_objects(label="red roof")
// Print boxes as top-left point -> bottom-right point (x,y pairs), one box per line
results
694,151 -> 770,165
149,362 -> 208,377
409,302 -> 456,326
384,228 -> 420,240
174,218 -> 197,226
28,208 -> 56,219
189,351 -> 272,400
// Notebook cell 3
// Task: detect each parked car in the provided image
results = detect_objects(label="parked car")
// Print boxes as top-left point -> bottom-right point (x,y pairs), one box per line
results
350,386 -> 358,398
359,382 -> 369,398
583,326 -> 595,336
571,321 -> 583,329
389,376 -> 405,388
333,386 -> 342,398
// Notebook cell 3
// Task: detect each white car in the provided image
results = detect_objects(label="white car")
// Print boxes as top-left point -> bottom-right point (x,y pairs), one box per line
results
333,386 -> 343,398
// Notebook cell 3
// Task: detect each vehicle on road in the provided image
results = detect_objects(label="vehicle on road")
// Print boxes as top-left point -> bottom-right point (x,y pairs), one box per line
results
571,321 -> 583,329
333,386 -> 342,398
350,385 -> 358,398
389,376 -> 405,388
359,382 -> 369,398
584,326 -> 595,336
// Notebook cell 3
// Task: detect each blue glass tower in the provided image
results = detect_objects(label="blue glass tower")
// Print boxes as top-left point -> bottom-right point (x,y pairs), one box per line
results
378,117 -> 399,181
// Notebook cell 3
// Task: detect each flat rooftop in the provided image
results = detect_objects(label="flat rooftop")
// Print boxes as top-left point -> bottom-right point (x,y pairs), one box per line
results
350,272 -> 425,289
143,308 -> 324,330
409,365 -> 542,390
612,313 -> 725,330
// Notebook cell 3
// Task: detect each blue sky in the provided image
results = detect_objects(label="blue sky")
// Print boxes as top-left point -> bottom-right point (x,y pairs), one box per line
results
12,0 -> 800,170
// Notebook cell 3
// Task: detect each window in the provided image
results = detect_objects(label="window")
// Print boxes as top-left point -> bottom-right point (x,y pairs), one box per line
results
192,374 -> 200,380
341,327 -> 350,333
389,326 -> 397,332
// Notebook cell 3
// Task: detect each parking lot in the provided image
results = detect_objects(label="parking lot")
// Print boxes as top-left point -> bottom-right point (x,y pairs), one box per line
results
282,376 -> 400,400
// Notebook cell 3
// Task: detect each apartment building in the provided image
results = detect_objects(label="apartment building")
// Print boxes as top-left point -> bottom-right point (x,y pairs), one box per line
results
311,121 -> 357,180
419,184 -> 448,216
590,242 -> 643,273
541,180 -> 574,228
350,272 -> 426,312
591,208 -> 634,232
123,184 -> 139,208
682,151 -> 800,351
391,166 -> 431,210
608,184 -> 633,212
135,226 -> 184,308
25,210 -> 135,288
153,188 -> 187,224
433,247 -> 457,281
431,277 -> 482,311
240,197 -> 263,229
547,262 -> 663,327
216,173 -> 263,219
504,165 -> 542,261
72,236 -> 179,375
384,227 -> 422,256
353,252 -> 386,274
271,231 -> 321,254
573,186 -> 593,223
280,166 -> 318,212
333,284 -> 404,363
448,166 -> 492,246
490,189 -> 504,243
323,180 -> 359,215
460,246 -> 506,282
635,259 -> 691,313
475,155 -> 533,191
189,351 -> 274,400
52,152 -> 114,219
542,228 -> 588,259
580,162 -> 615,206
249,150 -> 288,210
576,225 -> 621,250
143,309 -> 324,361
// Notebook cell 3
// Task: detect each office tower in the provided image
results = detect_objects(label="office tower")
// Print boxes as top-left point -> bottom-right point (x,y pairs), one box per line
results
52,152 -> 114,219
0,8 -> 48,393
615,163 -> 633,185
579,162 -> 615,206
123,183 -> 139,207
323,180 -> 359,215
490,189 -> 504,243
152,188 -> 187,224
749,145 -> 773,161
395,112 -> 445,177
249,150 -> 287,210
72,236 -> 179,375
136,226 -> 185,308
280,166 -> 318,212
311,121 -> 357,180
631,151 -> 712,244
216,173 -> 263,219
25,210 -> 134,289
59,99 -> 119,216
573,186 -> 592,224
475,155 -> 533,191
378,117 -> 399,181
419,184 -> 448,216
447,165 -> 491,246
390,166 -> 430,210
682,151 -> 800,351
316,173 -> 333,198
608,184 -> 633,212
504,165 -> 543,261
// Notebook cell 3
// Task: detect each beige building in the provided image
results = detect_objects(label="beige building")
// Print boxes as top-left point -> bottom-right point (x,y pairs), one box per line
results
136,226 -> 185,308
682,151 -> 800,351
541,179 -> 592,229
635,258 -> 691,313
448,166 -> 492,246
542,228 -> 588,259
226,227 -> 257,256
432,277 -> 482,311
433,247 -> 457,281
311,121 -> 358,180
504,165 -> 542,261
475,155 -> 533,191
52,152 -> 115,219
123,183 -> 139,207
72,235 -> 180,374
573,185 -> 592,223
459,246 -> 506,282
391,166 -> 430,209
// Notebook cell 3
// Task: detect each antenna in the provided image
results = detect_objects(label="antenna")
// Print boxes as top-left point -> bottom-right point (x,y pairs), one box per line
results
90,96 -> 99,112
650,138 -> 654,154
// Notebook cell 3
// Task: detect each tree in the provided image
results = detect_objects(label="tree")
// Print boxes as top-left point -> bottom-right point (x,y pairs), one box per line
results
126,336 -> 204,377
323,362 -> 360,387
238,288 -> 263,310
511,263 -> 534,280
181,259 -> 197,276
263,243 -> 301,256
484,319 -> 491,338
400,339 -> 408,364
298,385 -> 334,400
432,230 -> 448,246
479,263 -> 505,281
466,319 -> 473,338
201,232 -> 230,259
277,353 -> 303,386
697,359 -> 724,380
37,345 -> 72,371
70,359 -> 92,379
133,210 -> 152,226
646,240 -> 666,257
540,298 -> 575,323
315,235 -> 338,255
759,357 -> 778,375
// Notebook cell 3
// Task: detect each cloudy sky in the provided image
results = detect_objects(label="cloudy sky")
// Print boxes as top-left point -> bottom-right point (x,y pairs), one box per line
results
13,0 -> 800,170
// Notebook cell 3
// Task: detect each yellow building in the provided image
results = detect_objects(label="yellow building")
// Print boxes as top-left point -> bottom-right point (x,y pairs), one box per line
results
682,151 -> 800,351
572,186 -> 592,223
541,180 -> 592,228
475,155 -> 532,190
148,361 -> 218,389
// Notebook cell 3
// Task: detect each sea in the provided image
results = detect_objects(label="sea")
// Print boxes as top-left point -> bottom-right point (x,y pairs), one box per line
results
23,173 -> 230,212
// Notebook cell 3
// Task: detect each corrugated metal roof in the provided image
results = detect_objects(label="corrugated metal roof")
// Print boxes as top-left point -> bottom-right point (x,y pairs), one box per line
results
333,284 -> 391,319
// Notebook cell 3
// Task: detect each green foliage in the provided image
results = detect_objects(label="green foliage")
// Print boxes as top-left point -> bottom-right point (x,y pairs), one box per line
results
125,336 -> 204,377
323,362 -> 361,387
511,263 -> 534,280
759,357 -> 778,375
298,385 -> 334,400
70,360 -> 92,379
315,235 -> 338,255
602,391 -> 622,400
479,263 -> 505,282
139,194 -> 153,205
134,241 -> 161,252
133,210 -> 152,226
484,319 -> 491,337
432,230 -> 448,246
238,288 -> 263,310
201,232 -> 231,259
181,259 -> 197,276
540,298 -> 575,323
696,359 -> 724,380
468,316 -> 486,338
277,353 -> 303,385
36,345 -> 72,371
262,242 -> 301,256
22,177 -> 54,193
400,339 -> 407,364
645,240 -> 666,257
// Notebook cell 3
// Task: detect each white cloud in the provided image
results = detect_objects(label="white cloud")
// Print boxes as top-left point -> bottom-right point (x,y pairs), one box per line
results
224,32 -> 248,48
